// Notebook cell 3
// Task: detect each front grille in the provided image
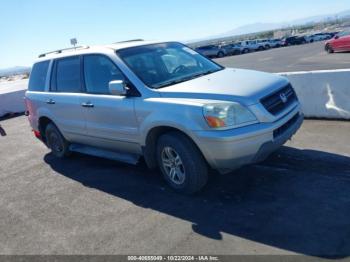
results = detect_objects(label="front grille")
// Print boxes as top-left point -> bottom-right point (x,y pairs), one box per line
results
273,113 -> 299,139
261,84 -> 297,115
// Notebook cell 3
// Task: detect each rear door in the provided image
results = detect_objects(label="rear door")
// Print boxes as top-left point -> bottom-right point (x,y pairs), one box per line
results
203,46 -> 214,57
80,54 -> 140,154
209,45 -> 218,56
48,56 -> 86,142
339,33 -> 350,50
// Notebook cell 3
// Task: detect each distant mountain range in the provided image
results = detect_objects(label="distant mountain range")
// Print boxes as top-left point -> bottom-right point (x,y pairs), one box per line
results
0,66 -> 31,77
188,9 -> 350,43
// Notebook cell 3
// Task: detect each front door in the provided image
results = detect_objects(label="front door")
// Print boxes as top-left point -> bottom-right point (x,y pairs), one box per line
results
333,32 -> 350,51
80,54 -> 141,154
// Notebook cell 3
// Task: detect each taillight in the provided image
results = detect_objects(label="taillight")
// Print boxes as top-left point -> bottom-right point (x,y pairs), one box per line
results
33,130 -> 41,138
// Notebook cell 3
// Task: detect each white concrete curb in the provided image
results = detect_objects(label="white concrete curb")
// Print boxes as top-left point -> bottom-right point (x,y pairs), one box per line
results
278,69 -> 350,120
0,79 -> 28,117
0,69 -> 349,120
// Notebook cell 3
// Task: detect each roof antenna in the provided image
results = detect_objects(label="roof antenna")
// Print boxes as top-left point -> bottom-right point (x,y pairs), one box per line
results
70,38 -> 78,50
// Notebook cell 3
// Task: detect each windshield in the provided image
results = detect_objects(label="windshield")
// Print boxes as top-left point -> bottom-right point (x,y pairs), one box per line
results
116,42 -> 223,89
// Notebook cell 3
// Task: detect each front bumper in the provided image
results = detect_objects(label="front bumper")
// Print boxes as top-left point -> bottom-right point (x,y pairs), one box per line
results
192,106 -> 303,173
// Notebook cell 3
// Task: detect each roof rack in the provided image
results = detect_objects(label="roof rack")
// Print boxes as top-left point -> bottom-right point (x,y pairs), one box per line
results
38,45 -> 90,58
113,39 -> 144,44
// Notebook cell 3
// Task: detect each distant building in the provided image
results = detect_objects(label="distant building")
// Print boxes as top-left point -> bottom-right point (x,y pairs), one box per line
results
274,29 -> 292,39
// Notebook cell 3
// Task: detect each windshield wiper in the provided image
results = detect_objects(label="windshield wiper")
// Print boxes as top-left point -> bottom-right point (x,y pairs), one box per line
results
154,69 -> 219,89
153,78 -> 191,89
191,69 -> 218,78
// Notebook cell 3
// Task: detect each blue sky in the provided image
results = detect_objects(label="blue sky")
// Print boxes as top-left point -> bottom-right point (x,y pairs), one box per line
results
1,0 -> 349,68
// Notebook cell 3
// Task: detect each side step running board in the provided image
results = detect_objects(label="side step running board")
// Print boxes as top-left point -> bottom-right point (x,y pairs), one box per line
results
69,144 -> 139,165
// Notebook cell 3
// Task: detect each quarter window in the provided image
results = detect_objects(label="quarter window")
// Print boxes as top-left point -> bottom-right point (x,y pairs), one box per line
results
56,56 -> 81,93
83,55 -> 125,94
28,61 -> 50,92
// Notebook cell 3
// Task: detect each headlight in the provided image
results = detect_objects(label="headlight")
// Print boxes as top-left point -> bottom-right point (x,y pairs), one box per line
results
203,102 -> 257,129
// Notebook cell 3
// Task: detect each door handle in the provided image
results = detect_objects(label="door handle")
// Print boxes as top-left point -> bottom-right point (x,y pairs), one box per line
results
81,102 -> 94,108
46,99 -> 55,105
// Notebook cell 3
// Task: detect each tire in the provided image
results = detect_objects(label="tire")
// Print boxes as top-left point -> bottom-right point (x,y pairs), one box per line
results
326,44 -> 334,54
265,45 -> 270,49
45,123 -> 71,158
156,132 -> 208,194
258,46 -> 264,51
243,48 -> 249,54
217,51 -> 225,58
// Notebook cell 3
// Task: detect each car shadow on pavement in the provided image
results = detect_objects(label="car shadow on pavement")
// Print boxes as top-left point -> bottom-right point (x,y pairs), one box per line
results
44,146 -> 350,258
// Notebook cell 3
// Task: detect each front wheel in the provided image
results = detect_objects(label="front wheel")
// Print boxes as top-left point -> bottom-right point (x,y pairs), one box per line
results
217,51 -> 225,58
325,44 -> 334,54
45,123 -> 71,158
156,132 -> 208,194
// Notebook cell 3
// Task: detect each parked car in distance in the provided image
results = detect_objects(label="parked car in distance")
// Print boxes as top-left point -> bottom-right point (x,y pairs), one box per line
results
195,45 -> 227,58
257,39 -> 271,49
236,41 -> 251,53
325,31 -> 350,53
306,33 -> 332,43
222,43 -> 242,56
25,41 -> 303,194
328,31 -> 340,38
268,39 -> 284,48
241,40 -> 266,51
282,36 -> 307,46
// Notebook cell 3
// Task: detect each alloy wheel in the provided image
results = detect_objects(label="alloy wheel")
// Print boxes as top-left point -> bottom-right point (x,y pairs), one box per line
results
161,147 -> 186,185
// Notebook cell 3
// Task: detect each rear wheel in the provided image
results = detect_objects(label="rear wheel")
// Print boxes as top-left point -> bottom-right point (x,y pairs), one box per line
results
156,132 -> 208,194
45,123 -> 71,158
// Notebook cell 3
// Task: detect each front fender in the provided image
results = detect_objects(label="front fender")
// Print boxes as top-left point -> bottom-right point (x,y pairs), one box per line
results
135,98 -> 208,146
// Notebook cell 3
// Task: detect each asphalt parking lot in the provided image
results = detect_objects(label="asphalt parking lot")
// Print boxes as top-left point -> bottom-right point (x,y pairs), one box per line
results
1,116 -> 350,256
215,41 -> 350,73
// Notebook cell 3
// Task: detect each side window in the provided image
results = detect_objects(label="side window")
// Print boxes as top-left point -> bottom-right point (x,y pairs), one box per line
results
56,56 -> 81,93
83,55 -> 125,94
28,61 -> 50,92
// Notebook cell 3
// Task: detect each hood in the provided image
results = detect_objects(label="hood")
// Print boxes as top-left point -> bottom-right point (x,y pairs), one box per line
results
157,68 -> 289,106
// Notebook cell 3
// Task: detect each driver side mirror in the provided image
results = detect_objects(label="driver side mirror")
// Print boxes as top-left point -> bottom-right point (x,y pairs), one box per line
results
109,80 -> 127,96
335,35 -> 340,39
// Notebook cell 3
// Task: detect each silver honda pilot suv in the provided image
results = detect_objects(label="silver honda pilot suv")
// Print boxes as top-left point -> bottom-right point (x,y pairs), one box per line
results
25,41 -> 303,194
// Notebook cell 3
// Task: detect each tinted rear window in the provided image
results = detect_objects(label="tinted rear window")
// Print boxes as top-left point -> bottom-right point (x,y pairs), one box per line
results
56,56 -> 81,93
28,61 -> 50,91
